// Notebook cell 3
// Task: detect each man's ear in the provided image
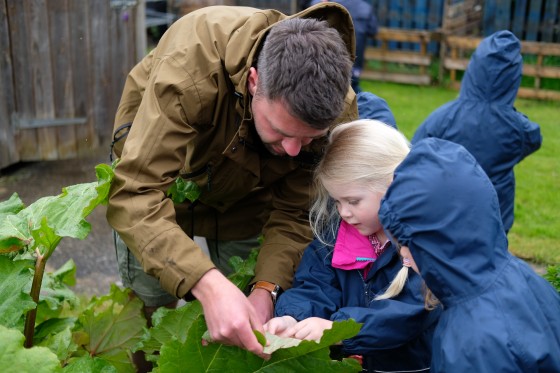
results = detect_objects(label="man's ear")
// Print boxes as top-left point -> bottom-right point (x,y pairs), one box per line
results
247,67 -> 258,96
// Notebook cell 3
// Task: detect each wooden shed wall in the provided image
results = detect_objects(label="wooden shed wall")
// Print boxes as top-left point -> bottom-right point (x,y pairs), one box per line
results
0,0 -> 139,169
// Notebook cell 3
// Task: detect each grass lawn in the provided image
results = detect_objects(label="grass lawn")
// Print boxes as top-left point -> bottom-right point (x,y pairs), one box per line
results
361,80 -> 560,266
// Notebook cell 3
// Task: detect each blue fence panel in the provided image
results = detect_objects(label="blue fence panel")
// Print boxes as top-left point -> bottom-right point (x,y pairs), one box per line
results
541,0 -> 559,42
525,0 -> 543,41
512,0 -> 528,38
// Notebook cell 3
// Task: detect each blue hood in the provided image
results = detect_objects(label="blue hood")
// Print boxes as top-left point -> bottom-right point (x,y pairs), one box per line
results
357,91 -> 397,129
460,30 -> 522,103
379,138 -> 510,306
411,30 -> 542,234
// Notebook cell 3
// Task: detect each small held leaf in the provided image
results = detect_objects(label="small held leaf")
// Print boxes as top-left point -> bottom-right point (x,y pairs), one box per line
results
166,178 -> 201,204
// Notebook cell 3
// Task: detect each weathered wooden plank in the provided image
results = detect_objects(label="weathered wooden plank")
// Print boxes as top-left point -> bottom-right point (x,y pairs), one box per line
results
0,0 -> 18,168
49,0 -> 77,159
523,65 -> 560,79
443,57 -> 470,70
361,70 -> 432,85
366,48 -> 432,65
7,1 -> 38,161
90,0 -> 112,146
28,0 -> 57,160
518,87 -> 560,101
521,41 -> 560,56
69,0 -> 95,156
377,27 -> 434,43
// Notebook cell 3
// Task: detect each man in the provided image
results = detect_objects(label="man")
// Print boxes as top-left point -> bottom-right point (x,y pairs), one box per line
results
107,2 -> 357,364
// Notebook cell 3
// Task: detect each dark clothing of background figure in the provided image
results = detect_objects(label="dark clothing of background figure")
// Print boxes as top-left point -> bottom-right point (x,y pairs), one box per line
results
307,0 -> 378,92
412,30 -> 542,233
380,138 -> 560,372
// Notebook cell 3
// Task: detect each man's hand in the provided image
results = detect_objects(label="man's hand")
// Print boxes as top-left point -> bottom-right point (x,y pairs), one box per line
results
191,269 -> 266,357
285,317 -> 333,342
263,315 -> 297,337
248,288 -> 274,324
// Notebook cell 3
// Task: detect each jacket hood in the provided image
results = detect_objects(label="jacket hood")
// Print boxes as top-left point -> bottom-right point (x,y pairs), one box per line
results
460,30 -> 522,104
357,92 -> 397,129
228,3 -> 356,96
379,138 -> 510,305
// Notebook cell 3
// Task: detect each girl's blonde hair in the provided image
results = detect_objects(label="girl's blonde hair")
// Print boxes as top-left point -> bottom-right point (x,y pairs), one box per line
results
310,119 -> 410,243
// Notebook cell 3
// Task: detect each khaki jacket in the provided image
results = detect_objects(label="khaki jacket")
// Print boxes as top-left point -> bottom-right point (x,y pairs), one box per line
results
107,4 -> 358,299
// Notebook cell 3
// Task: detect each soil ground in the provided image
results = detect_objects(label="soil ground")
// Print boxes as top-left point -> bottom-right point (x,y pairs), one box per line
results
0,147 -> 547,297
0,147 -> 119,296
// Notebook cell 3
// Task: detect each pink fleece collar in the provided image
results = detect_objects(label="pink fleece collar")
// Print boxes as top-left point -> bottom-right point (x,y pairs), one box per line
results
332,221 -> 379,270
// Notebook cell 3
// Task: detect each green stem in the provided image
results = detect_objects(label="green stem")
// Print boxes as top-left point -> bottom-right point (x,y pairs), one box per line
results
24,248 -> 46,348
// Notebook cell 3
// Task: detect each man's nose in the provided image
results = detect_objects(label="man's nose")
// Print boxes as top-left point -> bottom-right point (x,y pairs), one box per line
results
281,137 -> 303,157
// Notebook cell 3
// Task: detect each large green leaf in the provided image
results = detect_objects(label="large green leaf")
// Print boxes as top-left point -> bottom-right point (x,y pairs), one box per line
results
78,285 -> 146,370
63,354 -> 117,373
0,256 -> 36,330
166,177 -> 201,204
157,317 -> 362,372
0,193 -> 25,216
0,164 -> 113,254
135,301 -> 204,355
0,324 -> 61,373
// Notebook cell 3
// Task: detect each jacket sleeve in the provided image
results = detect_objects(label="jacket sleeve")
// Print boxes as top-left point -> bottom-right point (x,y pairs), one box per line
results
274,239 -> 344,319
107,54 -> 217,300
331,272 -> 439,355
517,112 -> 542,160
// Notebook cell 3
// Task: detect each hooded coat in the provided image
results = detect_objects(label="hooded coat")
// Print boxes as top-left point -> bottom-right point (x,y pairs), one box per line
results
412,30 -> 542,233
357,91 -> 397,129
107,4 -> 358,299
274,227 -> 440,372
379,138 -> 560,373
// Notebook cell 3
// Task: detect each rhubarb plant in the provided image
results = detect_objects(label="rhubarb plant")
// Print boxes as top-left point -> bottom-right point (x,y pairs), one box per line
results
0,165 -> 363,372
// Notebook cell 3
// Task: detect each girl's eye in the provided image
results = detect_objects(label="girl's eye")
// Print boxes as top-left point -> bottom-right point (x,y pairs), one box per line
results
348,200 -> 359,206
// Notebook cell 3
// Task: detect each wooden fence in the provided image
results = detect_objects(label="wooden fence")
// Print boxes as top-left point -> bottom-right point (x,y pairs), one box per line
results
0,0 -> 140,170
362,28 -> 439,85
441,35 -> 560,101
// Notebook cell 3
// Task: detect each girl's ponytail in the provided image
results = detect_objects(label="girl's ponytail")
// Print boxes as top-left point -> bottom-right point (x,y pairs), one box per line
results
374,259 -> 411,300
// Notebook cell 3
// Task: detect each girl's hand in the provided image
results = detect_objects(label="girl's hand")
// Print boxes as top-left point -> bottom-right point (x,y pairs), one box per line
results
287,317 -> 333,342
264,316 -> 297,337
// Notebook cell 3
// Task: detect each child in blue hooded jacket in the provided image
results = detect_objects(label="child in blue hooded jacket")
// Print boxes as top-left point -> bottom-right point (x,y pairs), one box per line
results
379,138 -> 560,373
412,30 -> 542,233
265,119 -> 441,373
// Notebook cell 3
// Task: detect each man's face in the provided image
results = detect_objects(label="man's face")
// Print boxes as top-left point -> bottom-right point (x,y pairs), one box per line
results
248,68 -> 328,157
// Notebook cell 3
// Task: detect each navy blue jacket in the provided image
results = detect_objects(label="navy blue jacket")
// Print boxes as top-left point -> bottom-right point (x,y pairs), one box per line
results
380,138 -> 560,373
275,229 -> 440,372
357,91 -> 397,129
412,30 -> 542,233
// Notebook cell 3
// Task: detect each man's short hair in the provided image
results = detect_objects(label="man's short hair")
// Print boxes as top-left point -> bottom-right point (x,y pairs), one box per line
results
256,18 -> 352,130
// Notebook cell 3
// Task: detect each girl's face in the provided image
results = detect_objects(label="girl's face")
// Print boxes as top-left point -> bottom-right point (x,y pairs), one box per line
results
323,180 -> 385,238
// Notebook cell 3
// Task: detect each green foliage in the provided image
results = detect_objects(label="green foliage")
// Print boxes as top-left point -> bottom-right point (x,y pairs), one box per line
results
544,265 -> 560,292
0,164 -> 362,372
0,325 -> 61,373
167,177 -> 202,204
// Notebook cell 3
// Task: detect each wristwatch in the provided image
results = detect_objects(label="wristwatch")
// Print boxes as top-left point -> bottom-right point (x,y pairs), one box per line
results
250,281 -> 282,306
